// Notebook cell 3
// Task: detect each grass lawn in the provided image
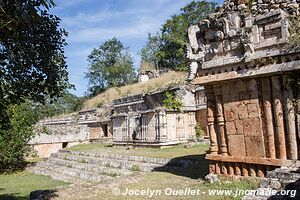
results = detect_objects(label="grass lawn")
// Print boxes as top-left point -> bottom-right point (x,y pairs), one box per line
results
0,171 -> 67,200
89,172 -> 259,200
67,142 -> 209,160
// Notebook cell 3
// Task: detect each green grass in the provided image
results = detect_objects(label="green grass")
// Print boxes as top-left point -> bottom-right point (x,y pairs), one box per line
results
92,172 -> 259,200
67,142 -> 209,160
0,171 -> 67,200
131,165 -> 141,172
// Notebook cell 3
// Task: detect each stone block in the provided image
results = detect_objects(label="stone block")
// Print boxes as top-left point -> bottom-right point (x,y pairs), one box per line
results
260,178 -> 270,188
243,118 -> 263,136
269,179 -> 282,190
234,119 -> 244,134
244,136 -> 265,157
238,103 -> 249,119
226,121 -> 236,135
248,103 -> 261,118
227,135 -> 246,156
224,110 -> 235,122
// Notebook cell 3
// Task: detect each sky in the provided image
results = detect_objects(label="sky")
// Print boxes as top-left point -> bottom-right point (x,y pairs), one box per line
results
51,0 -> 223,97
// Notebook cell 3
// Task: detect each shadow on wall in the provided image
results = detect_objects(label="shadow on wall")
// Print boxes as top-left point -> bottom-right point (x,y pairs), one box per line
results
152,154 -> 209,179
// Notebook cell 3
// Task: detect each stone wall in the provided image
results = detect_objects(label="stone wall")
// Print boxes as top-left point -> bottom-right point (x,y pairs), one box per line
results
186,1 -> 300,177
30,118 -> 90,157
112,86 -> 198,146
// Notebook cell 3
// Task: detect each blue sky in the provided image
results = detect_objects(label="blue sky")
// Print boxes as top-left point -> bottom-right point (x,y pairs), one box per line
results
51,0 -> 223,96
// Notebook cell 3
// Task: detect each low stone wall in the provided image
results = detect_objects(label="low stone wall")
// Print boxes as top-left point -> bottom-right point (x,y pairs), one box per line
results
30,118 -> 90,157
32,141 -> 85,158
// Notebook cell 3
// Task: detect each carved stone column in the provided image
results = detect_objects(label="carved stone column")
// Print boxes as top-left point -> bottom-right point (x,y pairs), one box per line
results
214,85 -> 228,156
206,86 -> 218,155
261,77 -> 276,159
283,76 -> 298,160
272,76 -> 287,160
283,75 -> 298,160
158,110 -> 167,142
297,91 -> 300,160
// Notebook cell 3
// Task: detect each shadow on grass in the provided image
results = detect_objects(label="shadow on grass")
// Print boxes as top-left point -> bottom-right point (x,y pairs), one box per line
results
0,194 -> 27,200
153,153 -> 209,179
0,189 -> 58,200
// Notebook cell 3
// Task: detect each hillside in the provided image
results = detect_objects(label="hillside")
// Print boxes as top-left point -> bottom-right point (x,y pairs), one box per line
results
82,71 -> 187,109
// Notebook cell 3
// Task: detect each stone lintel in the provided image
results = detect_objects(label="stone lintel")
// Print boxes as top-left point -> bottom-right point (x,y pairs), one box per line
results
192,60 -> 300,85
205,154 -> 283,166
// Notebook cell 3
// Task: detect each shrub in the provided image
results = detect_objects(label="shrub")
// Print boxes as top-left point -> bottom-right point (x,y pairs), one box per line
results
131,165 -> 141,172
163,92 -> 183,112
0,101 -> 37,172
195,123 -> 204,138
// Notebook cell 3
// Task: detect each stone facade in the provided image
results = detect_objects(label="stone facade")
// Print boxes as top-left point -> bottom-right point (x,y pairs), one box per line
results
30,117 -> 90,157
32,86 -> 204,156
112,86 -> 199,146
187,0 -> 300,177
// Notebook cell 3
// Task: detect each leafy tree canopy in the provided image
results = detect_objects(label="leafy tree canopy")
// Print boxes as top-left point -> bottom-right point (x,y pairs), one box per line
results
0,0 -> 71,125
140,1 -> 217,71
0,0 -> 71,171
85,37 -> 136,96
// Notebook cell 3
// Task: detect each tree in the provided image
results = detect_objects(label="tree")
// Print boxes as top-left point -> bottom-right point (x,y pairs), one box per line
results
34,92 -> 85,118
0,0 -> 70,170
140,1 -> 217,71
139,33 -> 161,71
0,101 -> 37,171
85,37 -> 136,96
0,0 -> 71,123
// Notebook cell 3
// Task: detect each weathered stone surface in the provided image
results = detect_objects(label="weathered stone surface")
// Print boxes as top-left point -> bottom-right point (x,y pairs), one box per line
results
243,118 -> 263,137
244,136 -> 265,157
205,173 -> 220,183
227,135 -> 246,156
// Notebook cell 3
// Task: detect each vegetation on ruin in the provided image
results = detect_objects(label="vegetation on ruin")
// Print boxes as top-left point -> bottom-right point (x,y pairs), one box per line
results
82,71 -> 186,109
140,1 -> 217,71
195,123 -> 204,138
0,171 -> 67,200
85,37 -> 137,96
163,92 -> 183,112
0,0 -> 71,171
288,16 -> 300,49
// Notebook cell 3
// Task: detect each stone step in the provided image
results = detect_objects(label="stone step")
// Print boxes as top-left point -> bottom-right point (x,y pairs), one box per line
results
57,149 -> 200,168
29,166 -> 84,183
57,153 -> 161,172
35,162 -> 112,183
45,157 -> 133,177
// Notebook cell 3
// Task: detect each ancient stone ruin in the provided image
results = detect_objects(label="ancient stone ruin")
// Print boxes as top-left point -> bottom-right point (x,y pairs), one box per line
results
32,86 -> 206,156
187,0 -> 300,177
112,86 -> 203,146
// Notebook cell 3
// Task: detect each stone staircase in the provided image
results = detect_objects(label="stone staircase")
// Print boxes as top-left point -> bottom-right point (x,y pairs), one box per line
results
28,149 -> 201,183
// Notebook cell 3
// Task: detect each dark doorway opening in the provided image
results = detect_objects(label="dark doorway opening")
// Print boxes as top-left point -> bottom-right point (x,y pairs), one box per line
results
102,124 -> 108,137
62,142 -> 68,148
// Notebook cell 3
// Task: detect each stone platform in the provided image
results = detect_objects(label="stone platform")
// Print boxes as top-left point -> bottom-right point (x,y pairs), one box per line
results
27,149 -> 202,183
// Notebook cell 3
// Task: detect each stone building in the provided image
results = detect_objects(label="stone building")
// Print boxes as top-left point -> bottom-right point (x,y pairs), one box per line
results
31,107 -> 113,157
195,86 -> 208,136
31,86 -> 205,156
30,116 -> 90,157
112,86 -> 200,146
78,108 -> 113,141
187,0 -> 300,177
